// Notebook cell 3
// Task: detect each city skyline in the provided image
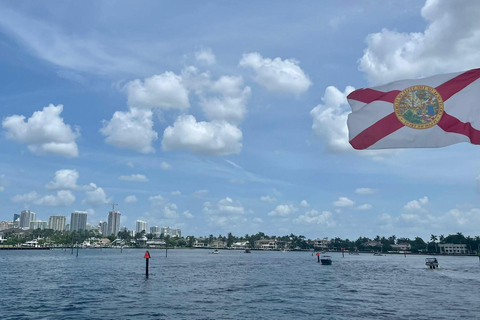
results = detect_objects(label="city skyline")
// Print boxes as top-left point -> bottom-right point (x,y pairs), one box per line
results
1,1 -> 480,240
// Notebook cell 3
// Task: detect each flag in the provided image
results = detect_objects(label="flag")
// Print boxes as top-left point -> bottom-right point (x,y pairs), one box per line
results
347,68 -> 480,150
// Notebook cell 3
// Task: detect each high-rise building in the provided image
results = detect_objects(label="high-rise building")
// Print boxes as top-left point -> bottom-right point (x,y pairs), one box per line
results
48,215 -> 66,231
107,211 -> 121,236
99,221 -> 108,236
13,214 -> 20,223
136,220 -> 147,234
161,226 -> 181,238
19,210 -> 36,229
150,226 -> 160,237
30,221 -> 48,230
70,211 -> 87,232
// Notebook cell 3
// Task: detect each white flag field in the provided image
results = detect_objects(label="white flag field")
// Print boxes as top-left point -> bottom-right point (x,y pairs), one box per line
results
347,68 -> 480,150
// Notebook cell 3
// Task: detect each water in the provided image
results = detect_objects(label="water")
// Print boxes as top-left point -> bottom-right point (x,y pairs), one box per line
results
1,249 -> 479,319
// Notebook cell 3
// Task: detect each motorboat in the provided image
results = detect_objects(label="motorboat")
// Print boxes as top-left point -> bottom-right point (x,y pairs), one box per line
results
212,249 -> 219,254
374,252 -> 383,256
320,255 -> 332,265
425,257 -> 439,269
244,248 -> 251,253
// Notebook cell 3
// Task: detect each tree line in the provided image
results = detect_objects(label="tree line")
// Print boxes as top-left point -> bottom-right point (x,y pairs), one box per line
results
3,229 -> 480,253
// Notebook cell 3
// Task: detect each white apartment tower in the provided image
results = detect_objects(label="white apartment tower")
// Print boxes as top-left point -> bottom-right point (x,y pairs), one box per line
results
136,220 -> 147,234
70,211 -> 87,232
107,211 -> 121,236
19,210 -> 36,229
49,215 -> 66,231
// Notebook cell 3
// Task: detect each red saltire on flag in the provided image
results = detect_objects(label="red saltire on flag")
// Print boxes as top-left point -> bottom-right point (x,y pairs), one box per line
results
347,68 -> 480,149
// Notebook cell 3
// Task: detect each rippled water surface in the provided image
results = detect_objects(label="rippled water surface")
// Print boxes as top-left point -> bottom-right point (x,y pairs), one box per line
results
1,249 -> 479,319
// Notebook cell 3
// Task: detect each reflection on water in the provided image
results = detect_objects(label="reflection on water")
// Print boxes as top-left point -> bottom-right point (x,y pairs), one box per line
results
1,249 -> 479,319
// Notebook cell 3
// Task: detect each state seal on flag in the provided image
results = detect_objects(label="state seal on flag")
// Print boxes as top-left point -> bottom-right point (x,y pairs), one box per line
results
394,85 -> 444,129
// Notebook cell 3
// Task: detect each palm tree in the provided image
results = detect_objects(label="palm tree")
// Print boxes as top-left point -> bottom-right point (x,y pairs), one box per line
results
430,234 -> 438,253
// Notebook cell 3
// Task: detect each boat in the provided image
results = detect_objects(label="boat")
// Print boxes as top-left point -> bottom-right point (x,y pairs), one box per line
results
212,249 -> 219,254
244,248 -> 251,253
374,252 -> 383,256
320,255 -> 332,265
425,257 -> 439,269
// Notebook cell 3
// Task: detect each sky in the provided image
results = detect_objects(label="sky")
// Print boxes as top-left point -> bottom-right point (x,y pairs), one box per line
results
1,0 -> 480,241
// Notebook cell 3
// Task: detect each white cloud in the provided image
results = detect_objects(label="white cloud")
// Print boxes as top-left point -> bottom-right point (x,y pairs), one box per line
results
293,210 -> 335,226
126,161 -> 134,168
300,200 -> 309,207
355,188 -> 377,195
195,47 -> 216,65
162,115 -> 242,156
118,174 -> 149,182
35,190 -> 75,207
101,108 -> 157,153
261,195 -> 276,203
82,183 -> 111,207
2,104 -> 80,157
183,210 -> 193,218
126,72 -> 190,110
164,203 -> 179,219
253,217 -> 263,223
404,196 -> 429,210
199,76 -> 251,124
268,204 -> 298,217
171,190 -> 181,196
310,86 -> 355,153
239,52 -> 311,95
333,197 -> 355,207
161,161 -> 171,170
359,0 -> 480,85
149,194 -> 164,206
46,169 -> 81,190
310,86 -> 395,159
203,197 -> 247,227
356,204 -> 373,210
124,195 -> 137,203
12,191 -> 38,203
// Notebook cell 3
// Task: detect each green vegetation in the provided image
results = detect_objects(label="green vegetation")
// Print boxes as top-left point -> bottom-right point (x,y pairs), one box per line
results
1,229 -> 479,254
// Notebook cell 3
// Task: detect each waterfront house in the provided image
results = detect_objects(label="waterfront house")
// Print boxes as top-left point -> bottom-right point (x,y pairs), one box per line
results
438,243 -> 468,254
391,242 -> 411,252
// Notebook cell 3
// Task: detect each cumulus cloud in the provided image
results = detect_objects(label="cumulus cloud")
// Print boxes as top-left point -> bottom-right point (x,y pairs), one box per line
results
171,190 -> 181,196
268,204 -> 298,217
162,115 -> 242,156
404,196 -> 429,210
203,197 -> 247,227
101,108 -> 158,153
300,200 -> 309,207
199,76 -> 251,124
2,104 -> 80,157
126,72 -> 190,110
261,195 -> 276,203
164,203 -> 179,219
355,188 -> 377,195
239,52 -> 311,95
82,183 -> 110,207
124,195 -> 137,203
293,210 -> 335,226
195,47 -> 216,65
148,194 -> 165,206
310,86 -> 394,159
12,191 -> 38,203
359,0 -> 480,85
118,174 -> 149,182
183,210 -> 193,218
356,204 -> 373,210
46,169 -> 82,190
333,197 -> 355,207
35,190 -> 75,206
310,86 -> 355,153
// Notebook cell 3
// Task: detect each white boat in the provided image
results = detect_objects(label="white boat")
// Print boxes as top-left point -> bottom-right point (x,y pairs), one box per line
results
425,257 -> 439,269
212,249 -> 219,254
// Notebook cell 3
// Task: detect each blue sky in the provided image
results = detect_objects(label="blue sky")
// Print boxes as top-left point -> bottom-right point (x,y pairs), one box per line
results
1,0 -> 480,240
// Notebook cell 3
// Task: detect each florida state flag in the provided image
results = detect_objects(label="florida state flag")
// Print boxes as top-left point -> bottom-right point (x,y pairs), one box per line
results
347,68 -> 480,149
